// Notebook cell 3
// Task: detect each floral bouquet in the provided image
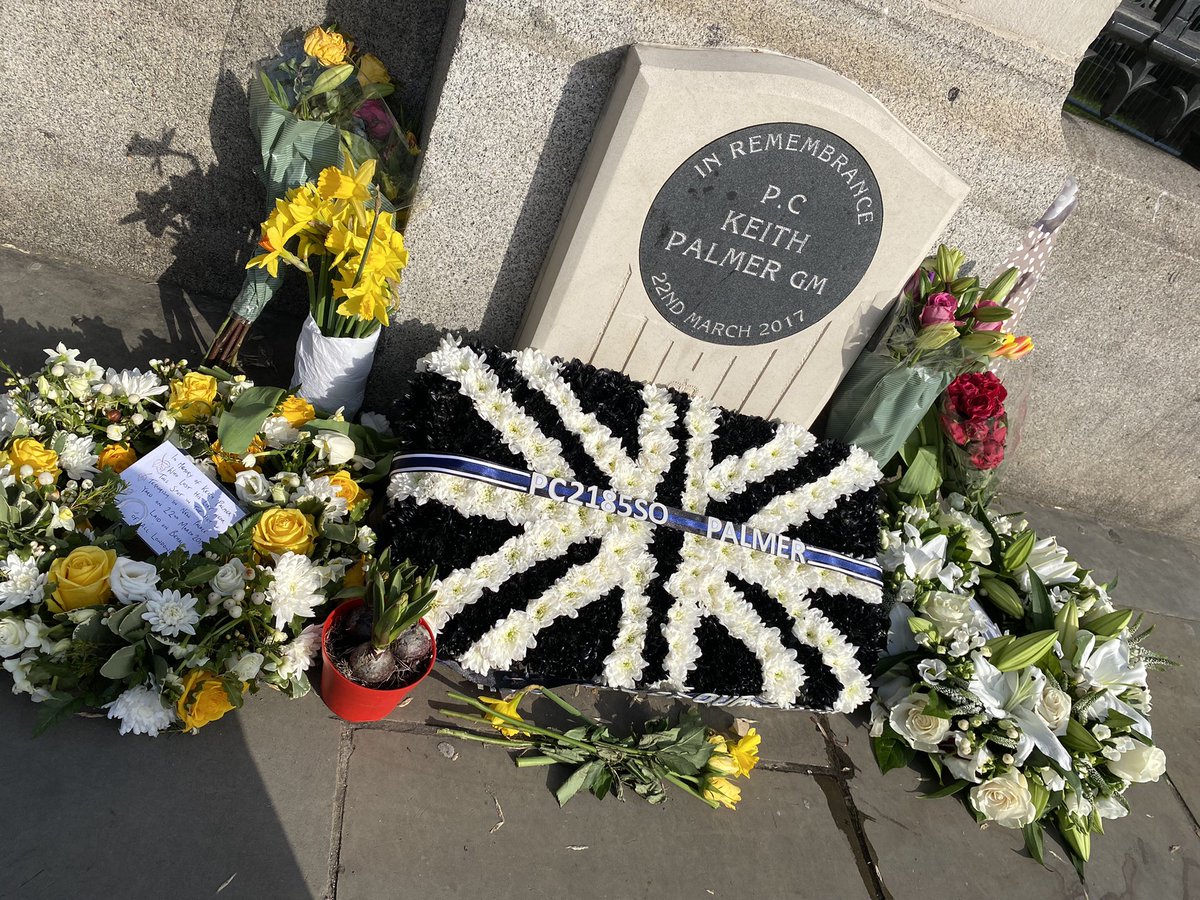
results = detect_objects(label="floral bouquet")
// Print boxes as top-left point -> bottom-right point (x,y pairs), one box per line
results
438,686 -> 762,809
0,346 -> 393,735
825,245 -> 1033,465
872,495 -> 1170,874
207,23 -> 421,368
247,157 -> 409,416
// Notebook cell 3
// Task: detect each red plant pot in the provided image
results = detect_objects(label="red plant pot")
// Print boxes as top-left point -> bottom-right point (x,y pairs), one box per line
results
319,598 -> 437,723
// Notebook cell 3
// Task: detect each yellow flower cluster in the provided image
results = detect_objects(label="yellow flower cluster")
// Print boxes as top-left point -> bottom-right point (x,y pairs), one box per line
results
702,728 -> 761,810
247,158 -> 408,327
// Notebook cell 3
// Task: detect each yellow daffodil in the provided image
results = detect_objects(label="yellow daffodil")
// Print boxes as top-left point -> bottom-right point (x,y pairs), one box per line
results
729,728 -> 761,777
704,735 -> 742,778
317,157 -> 377,223
479,689 -> 530,738
246,209 -> 310,277
332,271 -> 392,326
324,221 -> 368,269
701,776 -> 742,810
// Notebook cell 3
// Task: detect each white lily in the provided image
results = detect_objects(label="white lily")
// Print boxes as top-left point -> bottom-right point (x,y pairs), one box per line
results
1071,632 -> 1151,738
968,651 -> 1071,768
1017,537 -> 1079,590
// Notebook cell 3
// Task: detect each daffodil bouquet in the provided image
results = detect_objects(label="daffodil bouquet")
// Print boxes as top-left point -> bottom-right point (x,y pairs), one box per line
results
0,346 -> 396,735
438,687 -> 761,809
248,157 -> 408,340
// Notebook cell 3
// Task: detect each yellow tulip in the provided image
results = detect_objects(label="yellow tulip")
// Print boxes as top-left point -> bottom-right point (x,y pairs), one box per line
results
701,776 -> 742,810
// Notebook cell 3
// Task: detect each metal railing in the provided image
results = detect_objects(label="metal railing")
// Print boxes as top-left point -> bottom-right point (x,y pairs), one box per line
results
1066,0 -> 1200,165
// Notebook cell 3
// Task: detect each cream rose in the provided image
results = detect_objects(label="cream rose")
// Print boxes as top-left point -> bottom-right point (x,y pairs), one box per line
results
1106,743 -> 1166,784
1036,683 -> 1072,734
234,470 -> 271,503
109,557 -> 160,605
920,591 -> 974,635
969,770 -> 1037,828
0,617 -> 28,657
888,693 -> 950,753
209,560 -> 246,597
226,650 -> 264,681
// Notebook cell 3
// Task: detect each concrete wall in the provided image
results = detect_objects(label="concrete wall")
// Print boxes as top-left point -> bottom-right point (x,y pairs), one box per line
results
0,0 -> 450,296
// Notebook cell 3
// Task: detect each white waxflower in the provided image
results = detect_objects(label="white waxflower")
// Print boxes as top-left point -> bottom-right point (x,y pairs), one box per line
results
109,557 -> 160,604
209,560 -> 246,597
264,553 -> 325,628
3,651 -> 52,701
234,470 -> 271,503
104,684 -> 175,736
312,431 -> 356,466
0,553 -> 47,611
98,368 -> 167,404
142,589 -> 201,637
261,415 -> 300,448
57,434 -> 99,481
226,651 -> 265,681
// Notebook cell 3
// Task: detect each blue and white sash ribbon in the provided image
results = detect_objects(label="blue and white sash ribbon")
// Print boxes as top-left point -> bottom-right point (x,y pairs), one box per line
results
392,452 -> 883,588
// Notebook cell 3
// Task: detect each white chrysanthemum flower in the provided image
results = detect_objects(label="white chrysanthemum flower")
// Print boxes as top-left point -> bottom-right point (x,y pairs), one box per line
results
142,589 -> 200,637
105,684 -> 175,736
264,552 -> 325,628
272,623 -> 323,680
99,368 -> 167,404
58,434 -> 99,481
0,553 -> 47,611
291,474 -> 348,520
261,415 -> 300,448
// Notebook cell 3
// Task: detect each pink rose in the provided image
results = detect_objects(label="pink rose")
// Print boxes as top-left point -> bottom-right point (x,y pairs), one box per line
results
972,299 -> 1003,332
920,292 -> 960,327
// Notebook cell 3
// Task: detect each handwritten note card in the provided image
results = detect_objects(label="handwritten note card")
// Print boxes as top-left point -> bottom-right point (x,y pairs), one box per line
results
116,443 -> 245,554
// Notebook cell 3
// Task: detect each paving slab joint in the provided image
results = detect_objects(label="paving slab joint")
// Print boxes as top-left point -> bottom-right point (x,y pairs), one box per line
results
325,724 -> 355,900
815,715 -> 892,900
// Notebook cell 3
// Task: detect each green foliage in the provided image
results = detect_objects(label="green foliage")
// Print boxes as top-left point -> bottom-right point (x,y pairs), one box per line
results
367,549 -> 438,651
217,386 -> 286,455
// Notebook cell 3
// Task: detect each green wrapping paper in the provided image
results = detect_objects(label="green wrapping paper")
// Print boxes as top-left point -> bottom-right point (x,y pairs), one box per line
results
229,74 -> 343,321
824,352 -> 953,466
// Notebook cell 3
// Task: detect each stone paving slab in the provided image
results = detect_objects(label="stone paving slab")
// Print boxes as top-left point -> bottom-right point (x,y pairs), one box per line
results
337,725 -> 869,900
0,686 -> 340,900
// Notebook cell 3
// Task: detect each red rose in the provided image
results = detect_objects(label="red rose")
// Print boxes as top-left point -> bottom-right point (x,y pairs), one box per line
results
969,439 -> 1006,470
940,412 -> 968,446
946,372 -> 1007,422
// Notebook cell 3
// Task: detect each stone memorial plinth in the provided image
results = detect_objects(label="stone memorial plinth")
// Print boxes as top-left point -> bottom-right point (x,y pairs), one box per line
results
516,45 -> 969,425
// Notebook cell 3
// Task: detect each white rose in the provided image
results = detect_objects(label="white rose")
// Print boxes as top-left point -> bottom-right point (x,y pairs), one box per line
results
226,651 -> 264,681
0,617 -> 27,657
209,560 -> 245,597
888,693 -> 950,753
1036,684 -> 1072,734
969,770 -> 1037,828
917,658 -> 948,684
1106,743 -> 1166,783
313,432 -> 355,466
235,470 -> 271,503
920,591 -> 975,635
109,557 -> 160,604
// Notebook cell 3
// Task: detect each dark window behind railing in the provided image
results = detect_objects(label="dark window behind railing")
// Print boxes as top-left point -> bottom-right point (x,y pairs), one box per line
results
1066,0 -> 1200,167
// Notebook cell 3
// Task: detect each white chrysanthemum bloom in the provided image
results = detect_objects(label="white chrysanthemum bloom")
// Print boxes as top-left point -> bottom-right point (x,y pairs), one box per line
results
142,589 -> 200,637
272,623 -> 323,680
261,415 -> 300,448
56,433 -> 99,482
291,474 -> 348,520
264,553 -> 325,628
0,553 -> 47,611
105,684 -> 175,736
99,368 -> 167,404
109,557 -> 160,604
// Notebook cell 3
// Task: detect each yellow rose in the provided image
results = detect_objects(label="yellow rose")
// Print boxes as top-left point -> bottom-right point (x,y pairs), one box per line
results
252,508 -> 316,556
211,435 -> 266,483
357,52 -> 390,86
277,395 -> 316,428
7,437 -> 60,480
47,546 -> 116,613
304,25 -> 348,67
168,373 -> 218,424
328,470 -> 368,506
177,669 -> 244,731
98,442 -> 138,474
